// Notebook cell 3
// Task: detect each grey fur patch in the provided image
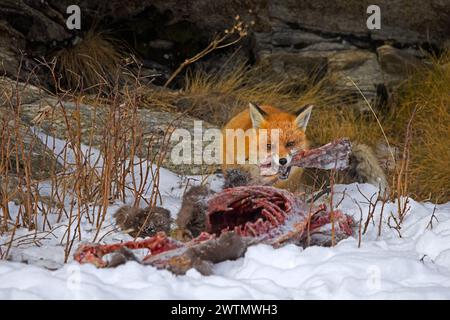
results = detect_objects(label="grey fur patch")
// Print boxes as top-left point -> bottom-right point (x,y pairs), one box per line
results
223,168 -> 251,188
114,205 -> 171,238
348,143 -> 389,196
176,185 -> 214,237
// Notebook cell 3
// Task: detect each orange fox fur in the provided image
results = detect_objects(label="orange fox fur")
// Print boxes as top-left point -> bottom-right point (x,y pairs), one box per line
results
221,103 -> 389,195
221,103 -> 313,192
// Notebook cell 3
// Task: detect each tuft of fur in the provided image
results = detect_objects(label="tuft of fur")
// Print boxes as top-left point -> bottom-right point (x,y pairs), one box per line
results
114,205 -> 171,238
347,143 -> 389,196
175,185 -> 215,238
223,168 -> 251,188
107,248 -> 139,268
145,232 -> 250,275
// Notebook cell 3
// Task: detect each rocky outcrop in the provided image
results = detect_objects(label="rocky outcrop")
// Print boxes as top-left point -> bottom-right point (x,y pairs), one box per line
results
0,109 -> 62,181
264,1 -> 449,44
328,49 -> 384,111
51,0 -> 447,44
0,77 -> 49,106
17,95 -> 220,176
0,21 -> 26,77
377,45 -> 428,91
1,1 -> 448,112
1,0 -> 70,44
0,77 -> 62,181
256,36 -> 433,111
1,1 -> 448,62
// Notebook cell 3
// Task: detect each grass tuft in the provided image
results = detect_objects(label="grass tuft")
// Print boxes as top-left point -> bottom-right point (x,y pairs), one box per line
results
387,51 -> 450,202
53,30 -> 125,91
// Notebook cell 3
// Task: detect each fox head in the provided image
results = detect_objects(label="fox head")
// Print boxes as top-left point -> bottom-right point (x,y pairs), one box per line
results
248,102 -> 313,169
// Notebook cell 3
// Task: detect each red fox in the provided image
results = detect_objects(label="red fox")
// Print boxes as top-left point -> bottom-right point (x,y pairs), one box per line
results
221,103 -> 388,194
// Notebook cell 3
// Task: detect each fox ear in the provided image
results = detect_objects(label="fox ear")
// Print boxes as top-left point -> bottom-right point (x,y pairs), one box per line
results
249,102 -> 267,128
294,104 -> 314,131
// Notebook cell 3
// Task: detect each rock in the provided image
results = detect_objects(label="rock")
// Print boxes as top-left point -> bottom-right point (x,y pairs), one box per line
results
0,20 -> 25,78
266,0 -> 450,45
259,44 -> 429,113
377,45 -> 428,90
271,30 -> 334,48
249,1 -> 446,111
29,1 -> 447,46
0,108 -> 62,180
258,39 -> 385,111
257,39 -> 354,81
148,39 -> 175,50
0,76 -> 50,106
261,52 -> 328,81
0,0 -> 70,44
0,77 -> 61,202
0,45 -> 19,81
1,0 -> 447,101
1,0 -> 449,76
18,95 -> 221,176
327,49 -> 384,111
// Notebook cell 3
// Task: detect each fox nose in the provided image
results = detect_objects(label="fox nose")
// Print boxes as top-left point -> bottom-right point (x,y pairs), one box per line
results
279,158 -> 287,165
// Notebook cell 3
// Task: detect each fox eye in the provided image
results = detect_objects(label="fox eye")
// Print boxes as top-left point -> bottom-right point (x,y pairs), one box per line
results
267,143 -> 272,150
286,141 -> 295,148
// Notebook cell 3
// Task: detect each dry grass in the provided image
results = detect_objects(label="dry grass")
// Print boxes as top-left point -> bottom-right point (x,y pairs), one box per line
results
0,60 -> 168,260
53,30 -> 126,92
387,51 -> 450,202
180,62 -> 298,125
148,61 -> 347,127
307,106 -> 383,148
170,61 -> 384,149
291,50 -> 450,203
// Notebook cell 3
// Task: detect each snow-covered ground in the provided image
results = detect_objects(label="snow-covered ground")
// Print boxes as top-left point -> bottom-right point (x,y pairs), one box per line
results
1,134 -> 450,299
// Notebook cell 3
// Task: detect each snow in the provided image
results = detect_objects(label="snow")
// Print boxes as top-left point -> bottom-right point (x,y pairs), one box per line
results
1,134 -> 450,299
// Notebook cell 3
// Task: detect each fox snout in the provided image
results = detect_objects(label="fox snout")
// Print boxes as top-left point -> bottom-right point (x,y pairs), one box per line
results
271,153 -> 293,167
270,153 -> 293,180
